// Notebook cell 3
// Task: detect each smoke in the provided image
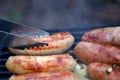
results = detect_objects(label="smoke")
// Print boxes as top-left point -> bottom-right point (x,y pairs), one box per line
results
1,0 -> 120,29
25,0 -> 93,29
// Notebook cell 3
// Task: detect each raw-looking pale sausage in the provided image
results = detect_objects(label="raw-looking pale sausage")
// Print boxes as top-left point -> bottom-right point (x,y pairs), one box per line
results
82,27 -> 120,46
6,54 -> 77,74
74,41 -> 120,64
88,62 -> 120,80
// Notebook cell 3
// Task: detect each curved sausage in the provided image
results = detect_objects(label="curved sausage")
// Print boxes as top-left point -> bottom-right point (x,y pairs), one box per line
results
88,62 -> 120,80
9,32 -> 74,55
82,27 -> 120,46
6,54 -> 77,74
74,41 -> 120,64
9,71 -> 79,80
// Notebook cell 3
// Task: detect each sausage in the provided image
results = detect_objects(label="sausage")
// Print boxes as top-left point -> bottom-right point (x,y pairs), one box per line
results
88,62 -> 120,80
8,32 -> 74,55
82,27 -> 120,46
74,41 -> 120,64
6,54 -> 77,74
9,71 -> 79,80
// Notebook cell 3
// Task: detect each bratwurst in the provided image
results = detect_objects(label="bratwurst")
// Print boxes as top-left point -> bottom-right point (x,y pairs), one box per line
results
88,62 -> 120,80
9,32 -> 74,55
9,71 -> 79,80
74,41 -> 120,64
6,54 -> 77,74
82,27 -> 120,46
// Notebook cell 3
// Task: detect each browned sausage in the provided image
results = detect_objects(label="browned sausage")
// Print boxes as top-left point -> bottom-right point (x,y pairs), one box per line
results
9,71 -> 79,80
9,32 -> 74,55
82,27 -> 120,46
74,41 -> 120,64
88,62 -> 120,80
6,54 -> 77,74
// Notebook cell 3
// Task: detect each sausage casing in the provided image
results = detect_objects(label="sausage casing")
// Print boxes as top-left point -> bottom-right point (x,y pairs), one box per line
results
8,32 -> 74,55
82,27 -> 120,46
6,54 -> 77,74
74,41 -> 120,64
9,71 -> 79,80
88,62 -> 120,80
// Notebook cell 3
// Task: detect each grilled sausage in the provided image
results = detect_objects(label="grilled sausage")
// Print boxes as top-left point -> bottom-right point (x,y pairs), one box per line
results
82,27 -> 120,46
9,32 -> 74,55
74,41 -> 120,64
88,62 -> 120,80
9,71 -> 79,80
6,54 -> 77,74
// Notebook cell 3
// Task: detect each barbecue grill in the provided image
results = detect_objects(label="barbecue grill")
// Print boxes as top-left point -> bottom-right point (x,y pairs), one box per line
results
0,25 -> 117,80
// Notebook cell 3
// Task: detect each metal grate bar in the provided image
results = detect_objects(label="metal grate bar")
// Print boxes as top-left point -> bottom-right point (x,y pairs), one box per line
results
0,26 -> 111,79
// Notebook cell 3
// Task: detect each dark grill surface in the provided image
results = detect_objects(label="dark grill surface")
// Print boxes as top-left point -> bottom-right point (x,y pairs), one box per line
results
0,26 -> 114,80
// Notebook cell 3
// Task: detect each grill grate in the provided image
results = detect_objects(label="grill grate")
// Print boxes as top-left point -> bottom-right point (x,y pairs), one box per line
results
0,26 -> 112,79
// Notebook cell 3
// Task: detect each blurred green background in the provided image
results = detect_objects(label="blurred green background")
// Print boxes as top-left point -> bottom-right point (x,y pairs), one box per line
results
1,0 -> 120,29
